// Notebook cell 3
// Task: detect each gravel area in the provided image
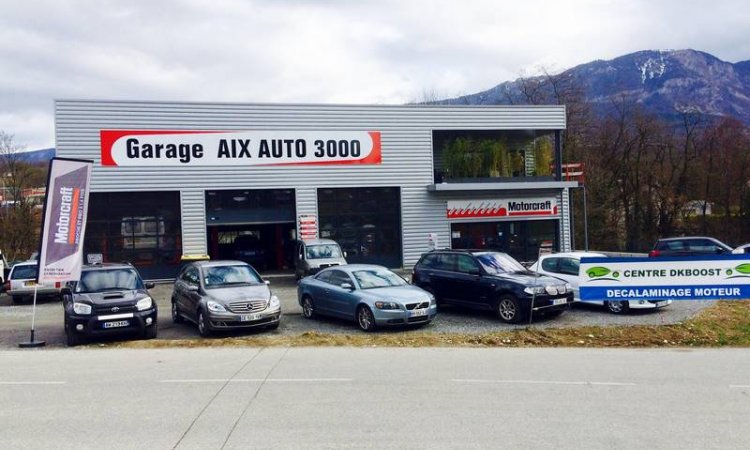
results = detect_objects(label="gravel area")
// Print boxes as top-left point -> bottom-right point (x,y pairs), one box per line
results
0,275 -> 717,348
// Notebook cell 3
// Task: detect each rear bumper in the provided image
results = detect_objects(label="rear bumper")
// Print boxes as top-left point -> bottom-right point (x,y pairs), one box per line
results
67,308 -> 157,338
7,288 -> 60,297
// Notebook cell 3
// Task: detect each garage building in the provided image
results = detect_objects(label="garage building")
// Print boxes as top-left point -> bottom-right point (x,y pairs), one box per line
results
54,100 -> 576,279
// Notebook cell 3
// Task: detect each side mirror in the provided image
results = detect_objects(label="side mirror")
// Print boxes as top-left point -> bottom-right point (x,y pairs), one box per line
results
145,282 -> 155,289
187,284 -> 200,292
61,287 -> 72,302
340,282 -> 354,291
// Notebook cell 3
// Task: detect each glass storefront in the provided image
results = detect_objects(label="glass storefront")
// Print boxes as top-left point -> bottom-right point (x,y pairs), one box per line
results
84,192 -> 182,280
317,187 -> 402,267
450,220 -> 557,263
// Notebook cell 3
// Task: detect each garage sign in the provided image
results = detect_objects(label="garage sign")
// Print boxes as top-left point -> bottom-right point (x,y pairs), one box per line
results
447,198 -> 558,219
100,130 -> 382,167
579,255 -> 750,301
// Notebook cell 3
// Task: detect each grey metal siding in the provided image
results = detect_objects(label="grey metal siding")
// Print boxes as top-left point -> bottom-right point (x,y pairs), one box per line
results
55,100 -> 567,267
559,188 -> 572,252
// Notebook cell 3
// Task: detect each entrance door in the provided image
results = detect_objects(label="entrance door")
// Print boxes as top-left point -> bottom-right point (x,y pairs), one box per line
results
451,220 -> 558,263
207,223 -> 296,271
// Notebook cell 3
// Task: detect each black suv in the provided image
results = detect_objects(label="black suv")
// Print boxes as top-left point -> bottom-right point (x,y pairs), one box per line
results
649,236 -> 733,257
62,263 -> 157,346
412,250 -> 573,323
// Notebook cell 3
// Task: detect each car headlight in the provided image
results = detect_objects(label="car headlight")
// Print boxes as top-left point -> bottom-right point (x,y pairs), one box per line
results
269,295 -> 280,309
206,300 -> 227,313
428,294 -> 436,305
523,286 -> 545,295
374,301 -> 400,310
73,302 -> 92,315
565,283 -> 573,293
136,297 -> 153,311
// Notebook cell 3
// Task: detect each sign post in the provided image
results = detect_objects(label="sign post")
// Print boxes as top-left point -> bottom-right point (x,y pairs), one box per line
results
19,158 -> 93,348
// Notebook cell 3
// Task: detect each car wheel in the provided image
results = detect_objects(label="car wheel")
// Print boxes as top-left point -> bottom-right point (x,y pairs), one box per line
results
357,305 -> 376,332
65,321 -> 83,347
496,295 -> 524,324
171,300 -> 184,324
301,295 -> 316,319
197,310 -> 211,337
606,300 -> 629,314
143,325 -> 157,340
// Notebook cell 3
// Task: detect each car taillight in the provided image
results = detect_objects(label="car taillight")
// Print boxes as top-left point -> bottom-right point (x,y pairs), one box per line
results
648,250 -> 660,257
55,281 -> 61,288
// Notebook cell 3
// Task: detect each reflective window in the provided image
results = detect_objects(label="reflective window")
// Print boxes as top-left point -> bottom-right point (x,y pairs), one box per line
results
456,255 -> 479,273
559,258 -> 580,276
541,258 -> 559,273
202,264 -> 262,288
353,268 -> 407,289
76,268 -> 143,293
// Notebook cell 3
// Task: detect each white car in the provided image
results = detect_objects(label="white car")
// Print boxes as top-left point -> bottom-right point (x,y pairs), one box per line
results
6,261 -> 61,304
732,243 -> 750,254
528,252 -> 672,314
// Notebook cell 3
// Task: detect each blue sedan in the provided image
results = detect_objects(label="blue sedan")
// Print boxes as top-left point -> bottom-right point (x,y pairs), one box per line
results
297,264 -> 437,331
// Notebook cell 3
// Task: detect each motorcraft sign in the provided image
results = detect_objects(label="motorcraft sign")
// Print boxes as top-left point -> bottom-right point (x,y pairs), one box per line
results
100,130 -> 382,167
579,255 -> 750,301
447,198 -> 558,219
37,158 -> 93,283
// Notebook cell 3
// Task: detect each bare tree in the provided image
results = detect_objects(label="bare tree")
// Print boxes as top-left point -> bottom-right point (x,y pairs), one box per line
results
0,131 -> 40,260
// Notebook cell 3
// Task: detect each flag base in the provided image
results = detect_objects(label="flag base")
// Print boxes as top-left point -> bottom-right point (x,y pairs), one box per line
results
18,340 -> 46,348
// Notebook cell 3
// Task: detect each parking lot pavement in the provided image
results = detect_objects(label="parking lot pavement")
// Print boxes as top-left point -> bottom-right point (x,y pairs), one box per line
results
0,276 -> 716,348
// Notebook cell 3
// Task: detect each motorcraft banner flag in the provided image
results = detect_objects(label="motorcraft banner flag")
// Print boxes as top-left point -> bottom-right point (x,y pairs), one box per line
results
37,158 -> 93,283
579,255 -> 750,301
100,130 -> 382,167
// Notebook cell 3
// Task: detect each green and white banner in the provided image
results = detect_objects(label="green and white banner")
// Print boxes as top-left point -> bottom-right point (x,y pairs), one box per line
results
579,255 -> 750,301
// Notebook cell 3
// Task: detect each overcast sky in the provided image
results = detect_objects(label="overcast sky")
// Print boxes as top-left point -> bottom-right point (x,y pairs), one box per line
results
1,0 -> 748,149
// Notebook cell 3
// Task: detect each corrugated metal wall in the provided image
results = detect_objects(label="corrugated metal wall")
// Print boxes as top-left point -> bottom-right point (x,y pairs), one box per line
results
55,100 -> 567,267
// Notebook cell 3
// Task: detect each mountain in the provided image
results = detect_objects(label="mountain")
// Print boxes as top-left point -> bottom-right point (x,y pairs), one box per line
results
14,147 -> 55,164
443,49 -> 750,124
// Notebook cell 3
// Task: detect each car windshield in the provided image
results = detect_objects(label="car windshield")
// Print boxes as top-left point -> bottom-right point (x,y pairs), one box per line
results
306,244 -> 343,259
75,268 -> 144,293
475,252 -> 527,275
203,265 -> 262,288
353,269 -> 407,289
11,265 -> 38,280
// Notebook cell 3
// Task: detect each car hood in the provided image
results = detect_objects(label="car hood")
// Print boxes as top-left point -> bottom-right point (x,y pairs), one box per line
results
74,290 -> 149,304
205,284 -> 270,303
361,285 -> 430,303
490,271 -> 567,287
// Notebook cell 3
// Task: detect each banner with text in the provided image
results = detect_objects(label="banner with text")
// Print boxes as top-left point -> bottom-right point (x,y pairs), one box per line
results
101,130 -> 382,167
447,198 -> 558,219
579,255 -> 750,301
37,158 -> 93,283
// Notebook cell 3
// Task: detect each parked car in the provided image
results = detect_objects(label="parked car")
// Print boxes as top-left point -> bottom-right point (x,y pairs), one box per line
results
62,263 -> 157,346
297,264 -> 437,331
528,252 -> 672,314
412,249 -> 573,324
171,260 -> 280,336
5,261 -> 62,304
0,251 -> 8,288
294,238 -> 347,280
649,236 -> 733,257
732,243 -> 750,254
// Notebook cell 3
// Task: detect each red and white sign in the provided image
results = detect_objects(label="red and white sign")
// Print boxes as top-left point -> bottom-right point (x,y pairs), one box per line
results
297,214 -> 319,240
447,198 -> 558,219
100,130 -> 382,167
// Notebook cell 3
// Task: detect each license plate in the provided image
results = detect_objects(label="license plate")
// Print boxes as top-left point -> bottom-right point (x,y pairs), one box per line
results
240,313 -> 262,322
411,309 -> 427,317
102,320 -> 129,329
552,298 -> 567,306
24,281 -> 36,287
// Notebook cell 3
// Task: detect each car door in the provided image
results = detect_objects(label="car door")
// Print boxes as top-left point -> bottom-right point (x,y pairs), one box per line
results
307,271 -> 334,315
451,254 -> 489,309
326,270 -> 359,319
180,267 -> 202,321
427,254 -> 461,303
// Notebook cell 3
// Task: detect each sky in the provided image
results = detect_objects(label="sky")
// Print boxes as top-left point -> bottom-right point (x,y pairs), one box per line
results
1,0 -> 749,150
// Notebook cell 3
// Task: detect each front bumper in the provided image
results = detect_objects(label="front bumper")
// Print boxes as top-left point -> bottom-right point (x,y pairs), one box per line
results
207,306 -> 281,330
627,299 -> 673,309
372,304 -> 438,326
67,308 -> 157,338
523,293 -> 575,313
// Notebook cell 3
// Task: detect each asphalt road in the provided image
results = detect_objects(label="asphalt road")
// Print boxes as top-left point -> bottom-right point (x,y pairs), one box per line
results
1,347 -> 748,449
0,276 -> 716,348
